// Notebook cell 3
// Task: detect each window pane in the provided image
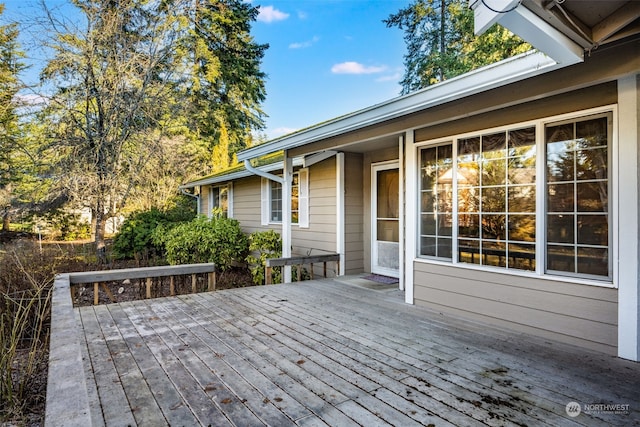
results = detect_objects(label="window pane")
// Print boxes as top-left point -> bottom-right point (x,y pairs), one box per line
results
577,247 -> 608,276
576,117 -> 607,147
508,158 -> 536,183
508,127 -> 536,154
483,241 -> 506,267
576,148 -> 607,180
481,187 -> 505,212
509,243 -> 535,271
421,191 -> 435,213
458,239 -> 480,264
458,137 -> 480,158
421,214 -> 436,235
482,159 -> 507,185
508,186 -> 536,212
458,214 -> 479,238
576,182 -> 607,212
547,183 -> 574,212
421,236 -> 436,257
437,238 -> 452,259
482,214 -> 506,240
547,214 -> 574,243
437,214 -> 453,236
458,164 -> 479,186
377,220 -> 399,242
547,143 -> 574,182
577,215 -> 608,246
458,187 -> 479,212
508,214 -> 536,242
482,133 -> 506,159
547,245 -> 574,273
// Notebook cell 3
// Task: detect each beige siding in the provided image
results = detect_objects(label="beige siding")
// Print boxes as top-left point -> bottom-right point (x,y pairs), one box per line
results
413,261 -> 618,355
198,186 -> 210,216
344,153 -> 364,274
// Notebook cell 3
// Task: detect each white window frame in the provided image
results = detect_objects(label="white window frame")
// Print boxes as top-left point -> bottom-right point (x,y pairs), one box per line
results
414,105 -> 617,288
207,183 -> 232,218
261,169 -> 308,227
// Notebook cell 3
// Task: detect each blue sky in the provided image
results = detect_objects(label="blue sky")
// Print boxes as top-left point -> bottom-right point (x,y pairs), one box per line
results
2,0 -> 411,140
251,1 -> 410,139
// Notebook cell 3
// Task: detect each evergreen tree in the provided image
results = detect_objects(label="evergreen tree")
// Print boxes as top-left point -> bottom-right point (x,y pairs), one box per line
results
385,0 -> 531,94
0,4 -> 26,231
184,0 -> 267,170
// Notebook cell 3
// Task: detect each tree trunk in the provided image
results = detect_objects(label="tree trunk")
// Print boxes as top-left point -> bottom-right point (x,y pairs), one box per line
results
1,209 -> 9,231
90,208 -> 97,241
94,200 -> 107,264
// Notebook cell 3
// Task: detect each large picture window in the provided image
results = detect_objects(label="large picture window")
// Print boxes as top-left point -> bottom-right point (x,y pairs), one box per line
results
417,110 -> 612,282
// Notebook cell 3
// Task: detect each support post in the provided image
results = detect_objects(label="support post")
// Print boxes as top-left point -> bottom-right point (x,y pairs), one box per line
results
170,276 -> 175,296
93,282 -> 99,305
146,278 -> 152,299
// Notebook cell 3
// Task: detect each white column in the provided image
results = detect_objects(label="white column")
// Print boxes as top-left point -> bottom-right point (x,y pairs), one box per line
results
283,154 -> 293,283
404,131 -> 416,304
336,152 -> 345,276
398,136 -> 405,291
618,74 -> 639,361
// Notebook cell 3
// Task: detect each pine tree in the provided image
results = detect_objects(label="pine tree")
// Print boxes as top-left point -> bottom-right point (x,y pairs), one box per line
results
385,0 -> 531,94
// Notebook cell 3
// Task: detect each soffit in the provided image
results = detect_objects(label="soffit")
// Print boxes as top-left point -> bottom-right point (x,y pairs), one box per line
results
523,0 -> 640,48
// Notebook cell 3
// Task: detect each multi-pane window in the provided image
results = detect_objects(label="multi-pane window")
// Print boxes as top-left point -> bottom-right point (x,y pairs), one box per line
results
419,145 -> 453,259
270,172 -> 299,224
208,185 -> 228,217
417,110 -> 611,281
545,114 -> 610,278
457,127 -> 536,270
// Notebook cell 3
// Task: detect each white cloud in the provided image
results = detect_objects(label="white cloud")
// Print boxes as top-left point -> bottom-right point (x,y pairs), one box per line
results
257,5 -> 289,23
331,61 -> 387,75
289,36 -> 319,49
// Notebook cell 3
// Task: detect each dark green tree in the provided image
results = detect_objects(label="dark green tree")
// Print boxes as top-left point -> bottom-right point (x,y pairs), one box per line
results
184,0 -> 268,170
385,0 -> 531,94
0,4 -> 27,231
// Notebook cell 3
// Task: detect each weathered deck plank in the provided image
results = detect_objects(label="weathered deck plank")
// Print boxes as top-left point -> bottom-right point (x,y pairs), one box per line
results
72,277 -> 640,427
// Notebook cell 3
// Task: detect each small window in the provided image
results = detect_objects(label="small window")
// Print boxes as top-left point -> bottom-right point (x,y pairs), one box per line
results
208,184 -> 229,217
261,170 -> 307,226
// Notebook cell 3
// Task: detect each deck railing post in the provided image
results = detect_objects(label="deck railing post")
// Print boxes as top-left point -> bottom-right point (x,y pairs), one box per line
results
146,277 -> 152,299
170,276 -> 175,296
191,273 -> 197,293
93,282 -> 99,305
208,271 -> 216,291
265,266 -> 272,285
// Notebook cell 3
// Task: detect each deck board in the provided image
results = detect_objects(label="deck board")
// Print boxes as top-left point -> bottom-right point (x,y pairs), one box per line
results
75,278 -> 640,426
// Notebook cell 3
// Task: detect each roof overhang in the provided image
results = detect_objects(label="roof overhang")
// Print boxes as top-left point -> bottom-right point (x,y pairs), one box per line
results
180,158 -> 304,188
470,0 -> 584,65
237,50 -> 561,161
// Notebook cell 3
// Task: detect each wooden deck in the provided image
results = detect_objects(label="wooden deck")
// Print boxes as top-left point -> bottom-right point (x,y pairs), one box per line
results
72,277 -> 639,426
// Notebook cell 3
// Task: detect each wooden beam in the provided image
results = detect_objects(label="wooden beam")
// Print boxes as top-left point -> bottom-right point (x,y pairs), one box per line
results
68,263 -> 216,284
146,278 -> 152,299
93,282 -> 99,305
592,1 -> 640,44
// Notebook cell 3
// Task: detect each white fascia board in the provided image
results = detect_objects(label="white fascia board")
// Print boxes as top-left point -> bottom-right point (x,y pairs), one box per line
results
471,0 -> 583,65
180,158 -> 303,188
237,50 -> 560,162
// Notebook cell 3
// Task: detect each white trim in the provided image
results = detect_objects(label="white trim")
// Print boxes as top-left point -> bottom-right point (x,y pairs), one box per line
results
298,168 -> 309,228
282,155 -> 292,283
371,160 -> 401,278
227,182 -> 233,218
237,51 -> 561,162
398,136 -> 405,291
336,153 -> 345,276
404,131 -> 417,304
304,151 -> 337,168
617,74 -> 639,361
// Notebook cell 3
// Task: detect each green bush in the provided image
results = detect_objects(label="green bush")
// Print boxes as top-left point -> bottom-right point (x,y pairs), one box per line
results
113,197 -> 197,262
246,230 -> 282,285
162,215 -> 248,271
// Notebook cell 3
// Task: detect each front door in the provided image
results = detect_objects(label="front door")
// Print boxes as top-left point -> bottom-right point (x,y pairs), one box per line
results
372,162 -> 400,277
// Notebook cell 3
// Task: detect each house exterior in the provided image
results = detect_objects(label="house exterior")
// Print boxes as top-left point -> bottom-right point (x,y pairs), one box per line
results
181,1 -> 640,361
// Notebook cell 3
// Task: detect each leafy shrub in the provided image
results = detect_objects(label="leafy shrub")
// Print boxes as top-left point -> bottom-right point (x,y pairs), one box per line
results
162,215 -> 248,271
246,230 -> 282,285
45,210 -> 91,241
113,197 -> 196,262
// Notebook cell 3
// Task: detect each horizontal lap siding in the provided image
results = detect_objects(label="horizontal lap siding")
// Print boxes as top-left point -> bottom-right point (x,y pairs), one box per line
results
233,176 -> 271,234
344,153 -> 364,274
413,261 -> 618,355
292,159 -> 337,275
